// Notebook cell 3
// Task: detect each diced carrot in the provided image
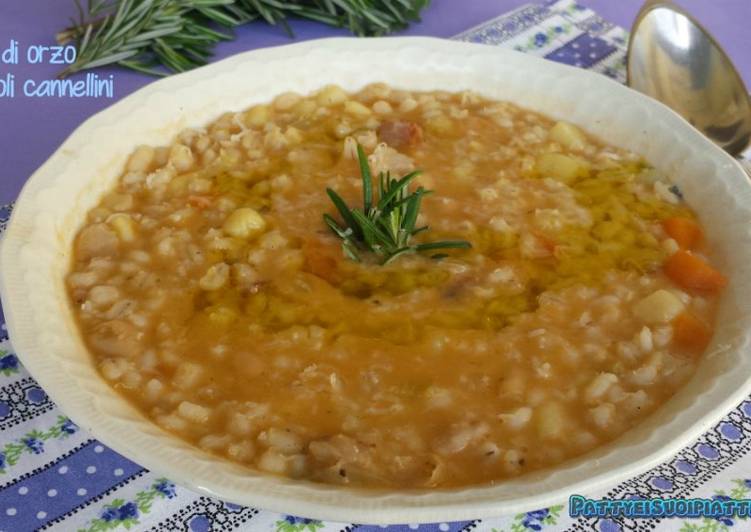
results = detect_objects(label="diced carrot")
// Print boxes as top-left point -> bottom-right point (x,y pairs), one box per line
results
664,250 -> 727,293
187,195 -> 213,209
672,311 -> 712,354
302,240 -> 340,284
662,217 -> 703,249
532,232 -> 557,255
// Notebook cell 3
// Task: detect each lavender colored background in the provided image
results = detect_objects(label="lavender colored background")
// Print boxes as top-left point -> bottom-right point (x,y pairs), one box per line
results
0,0 -> 748,206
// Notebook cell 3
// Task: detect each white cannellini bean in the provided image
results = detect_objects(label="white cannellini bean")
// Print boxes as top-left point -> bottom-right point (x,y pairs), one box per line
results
107,214 -> 137,242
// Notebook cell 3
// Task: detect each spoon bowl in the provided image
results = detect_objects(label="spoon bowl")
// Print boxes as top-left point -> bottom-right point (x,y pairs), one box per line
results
627,0 -> 751,157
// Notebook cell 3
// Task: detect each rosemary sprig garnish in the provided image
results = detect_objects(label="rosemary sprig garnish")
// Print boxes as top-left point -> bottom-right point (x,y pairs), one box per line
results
57,0 -> 431,77
324,145 -> 471,265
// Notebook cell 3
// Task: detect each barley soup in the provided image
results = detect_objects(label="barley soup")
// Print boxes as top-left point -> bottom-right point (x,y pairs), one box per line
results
67,84 -> 726,488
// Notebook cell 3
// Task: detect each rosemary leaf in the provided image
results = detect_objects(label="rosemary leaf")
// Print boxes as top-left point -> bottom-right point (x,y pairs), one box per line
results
357,144 -> 373,214
414,241 -> 473,251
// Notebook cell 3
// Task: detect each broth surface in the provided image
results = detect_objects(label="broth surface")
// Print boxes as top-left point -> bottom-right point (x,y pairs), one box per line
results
67,85 -> 725,488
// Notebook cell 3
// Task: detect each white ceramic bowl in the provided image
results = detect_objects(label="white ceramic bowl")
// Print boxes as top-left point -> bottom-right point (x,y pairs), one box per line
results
2,37 -> 751,524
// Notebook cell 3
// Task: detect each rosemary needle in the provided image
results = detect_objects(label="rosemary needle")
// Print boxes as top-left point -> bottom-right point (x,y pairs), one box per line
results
324,144 -> 471,265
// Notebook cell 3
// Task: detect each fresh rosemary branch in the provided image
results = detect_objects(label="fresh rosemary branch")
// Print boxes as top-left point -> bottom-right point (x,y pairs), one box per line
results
57,0 -> 431,77
324,145 -> 471,265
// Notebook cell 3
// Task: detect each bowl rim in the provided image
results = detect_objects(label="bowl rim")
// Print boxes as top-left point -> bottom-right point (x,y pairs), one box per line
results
1,36 -> 750,524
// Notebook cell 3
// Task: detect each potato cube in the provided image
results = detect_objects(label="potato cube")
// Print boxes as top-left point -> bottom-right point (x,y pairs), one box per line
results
223,207 -> 266,240
633,289 -> 684,323
536,152 -> 590,183
199,262 -> 229,291
550,121 -> 587,151
107,214 -> 137,243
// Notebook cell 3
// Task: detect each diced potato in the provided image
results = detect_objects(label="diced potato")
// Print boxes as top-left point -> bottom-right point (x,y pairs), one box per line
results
536,152 -> 590,183
633,289 -> 684,323
243,105 -> 270,128
199,262 -> 229,291
103,193 -> 133,211
107,214 -> 137,243
549,121 -> 587,151
223,208 -> 266,240
76,223 -> 119,260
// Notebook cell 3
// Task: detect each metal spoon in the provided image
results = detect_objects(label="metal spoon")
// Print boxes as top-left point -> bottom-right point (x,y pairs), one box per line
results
627,0 -> 751,167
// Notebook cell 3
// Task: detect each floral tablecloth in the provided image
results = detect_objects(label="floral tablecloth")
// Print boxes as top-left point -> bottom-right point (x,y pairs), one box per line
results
1,1 -> 750,531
